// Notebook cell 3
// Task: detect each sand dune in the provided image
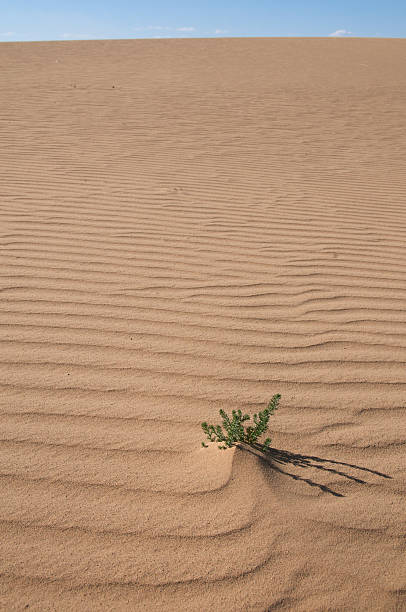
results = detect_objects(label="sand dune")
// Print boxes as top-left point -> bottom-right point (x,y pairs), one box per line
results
0,37 -> 405,611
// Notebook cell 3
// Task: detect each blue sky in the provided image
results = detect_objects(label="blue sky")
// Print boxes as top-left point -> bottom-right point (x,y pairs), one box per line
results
1,0 -> 405,42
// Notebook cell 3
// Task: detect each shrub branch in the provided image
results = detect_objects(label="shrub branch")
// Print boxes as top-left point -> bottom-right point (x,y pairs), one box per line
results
201,394 -> 281,450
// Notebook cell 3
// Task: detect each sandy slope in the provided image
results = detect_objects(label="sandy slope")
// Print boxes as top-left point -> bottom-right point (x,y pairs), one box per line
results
0,37 -> 405,611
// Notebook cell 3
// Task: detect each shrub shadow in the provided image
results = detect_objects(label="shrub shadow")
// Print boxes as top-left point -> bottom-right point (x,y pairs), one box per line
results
239,443 -> 392,497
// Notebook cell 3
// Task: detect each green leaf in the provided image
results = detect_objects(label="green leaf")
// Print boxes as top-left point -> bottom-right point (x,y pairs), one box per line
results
199,396 -> 281,451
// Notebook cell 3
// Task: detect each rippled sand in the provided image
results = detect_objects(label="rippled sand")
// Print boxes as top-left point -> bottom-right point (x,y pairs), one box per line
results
0,38 -> 405,611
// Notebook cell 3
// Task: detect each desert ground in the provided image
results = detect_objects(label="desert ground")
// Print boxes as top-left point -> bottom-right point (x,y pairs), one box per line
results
0,37 -> 405,611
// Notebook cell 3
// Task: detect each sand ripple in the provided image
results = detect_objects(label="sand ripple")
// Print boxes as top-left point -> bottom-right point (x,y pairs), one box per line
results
0,38 -> 405,611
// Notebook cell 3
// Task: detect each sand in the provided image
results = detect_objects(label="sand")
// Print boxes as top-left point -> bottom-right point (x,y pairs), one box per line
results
0,37 -> 405,611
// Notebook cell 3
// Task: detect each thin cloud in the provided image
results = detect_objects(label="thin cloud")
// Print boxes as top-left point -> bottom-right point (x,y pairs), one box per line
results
329,29 -> 352,37
134,26 -> 196,33
1,31 -> 15,37
214,29 -> 228,34
60,33 -> 101,40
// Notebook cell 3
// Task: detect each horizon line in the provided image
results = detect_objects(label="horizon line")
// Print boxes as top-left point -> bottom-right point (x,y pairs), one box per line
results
1,35 -> 405,44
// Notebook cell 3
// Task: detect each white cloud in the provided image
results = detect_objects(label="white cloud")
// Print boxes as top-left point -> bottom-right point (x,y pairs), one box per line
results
1,31 -> 15,37
132,25 -> 197,36
60,33 -> 102,40
329,29 -> 352,37
214,29 -> 228,34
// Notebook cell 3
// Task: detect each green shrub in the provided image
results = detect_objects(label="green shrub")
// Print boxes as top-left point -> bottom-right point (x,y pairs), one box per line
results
201,394 -> 281,451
